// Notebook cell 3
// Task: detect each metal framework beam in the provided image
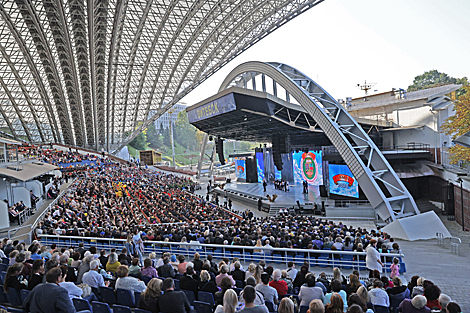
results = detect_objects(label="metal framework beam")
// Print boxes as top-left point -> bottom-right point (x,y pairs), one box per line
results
219,61 -> 420,223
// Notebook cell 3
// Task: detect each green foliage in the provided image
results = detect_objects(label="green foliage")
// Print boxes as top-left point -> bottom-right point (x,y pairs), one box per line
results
174,110 -> 197,149
407,70 -> 468,97
128,130 -> 147,151
161,124 -> 171,147
146,123 -> 162,149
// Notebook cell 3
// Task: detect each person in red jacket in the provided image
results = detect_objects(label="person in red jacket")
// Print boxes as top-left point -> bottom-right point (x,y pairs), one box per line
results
269,269 -> 288,297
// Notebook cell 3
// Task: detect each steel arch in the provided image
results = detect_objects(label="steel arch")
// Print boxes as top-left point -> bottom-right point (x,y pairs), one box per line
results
219,61 -> 420,223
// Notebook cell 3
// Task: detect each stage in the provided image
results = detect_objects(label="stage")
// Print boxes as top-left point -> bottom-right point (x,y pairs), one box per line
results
213,180 -> 376,220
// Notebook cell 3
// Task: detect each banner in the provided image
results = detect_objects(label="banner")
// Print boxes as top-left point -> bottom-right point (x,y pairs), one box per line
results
329,164 -> 359,198
187,93 -> 236,123
255,152 -> 265,183
235,158 -> 246,179
293,151 -> 323,185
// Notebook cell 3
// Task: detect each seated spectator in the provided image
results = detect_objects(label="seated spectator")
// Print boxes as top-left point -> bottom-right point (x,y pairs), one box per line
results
159,277 -> 191,313
438,294 -> 452,313
333,268 -> 347,286
193,252 -> 203,273
141,258 -> 158,278
157,257 -> 175,278
82,259 -> 110,288
30,245 -> 41,261
269,269 -> 288,297
238,285 -> 269,313
179,266 -> 198,299
412,277 -> 425,297
368,280 -> 389,308
446,302 -> 461,313
139,278 -> 162,313
325,293 -> 343,313
106,252 -> 121,274
323,279 -> 347,312
216,265 -> 235,287
23,267 -> 76,312
293,265 -> 309,289
115,265 -> 147,300
280,270 -> 293,294
58,265 -> 97,302
386,277 -> 408,296
215,276 -> 234,307
76,254 -> 93,283
239,276 -> 265,307
198,269 -> 219,294
256,273 -> 279,310
4,263 -> 27,293
119,248 -> 131,265
99,250 -> 108,269
309,299 -> 325,313
278,297 -> 294,313
28,259 -> 45,291
177,254 -> 188,275
245,263 -> 256,282
299,273 -> 324,307
71,252 -> 82,268
317,272 -> 330,292
16,253 -> 32,278
345,274 -> 362,297
424,284 -> 441,310
9,250 -> 18,266
39,245 -> 52,259
398,296 -> 431,313
129,258 -> 142,278
215,289 -> 239,313
347,293 -> 373,313
231,261 -> 245,283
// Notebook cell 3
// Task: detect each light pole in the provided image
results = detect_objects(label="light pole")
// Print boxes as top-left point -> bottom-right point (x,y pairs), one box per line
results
456,177 -> 464,231
168,109 -> 176,167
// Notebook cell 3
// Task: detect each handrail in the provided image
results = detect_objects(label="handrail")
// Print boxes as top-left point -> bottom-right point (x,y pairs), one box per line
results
7,224 -> 34,239
38,234 -> 404,273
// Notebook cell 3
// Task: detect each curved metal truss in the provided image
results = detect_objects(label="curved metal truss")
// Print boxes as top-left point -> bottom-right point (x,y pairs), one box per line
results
219,61 -> 420,223
0,0 -> 324,150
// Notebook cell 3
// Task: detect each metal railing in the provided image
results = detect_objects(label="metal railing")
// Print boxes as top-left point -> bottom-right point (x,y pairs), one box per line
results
436,233 -> 461,256
38,234 -> 405,274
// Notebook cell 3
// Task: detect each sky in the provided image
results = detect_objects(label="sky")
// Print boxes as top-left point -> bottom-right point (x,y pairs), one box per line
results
181,0 -> 470,106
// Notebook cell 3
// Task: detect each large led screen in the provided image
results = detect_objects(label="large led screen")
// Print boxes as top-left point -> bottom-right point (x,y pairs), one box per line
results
235,158 -> 246,179
329,164 -> 359,198
256,152 -> 265,183
293,151 -> 323,185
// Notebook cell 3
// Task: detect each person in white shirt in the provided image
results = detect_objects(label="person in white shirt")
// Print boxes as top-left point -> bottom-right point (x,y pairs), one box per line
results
286,262 -> 298,281
83,259 -> 110,288
368,280 -> 390,308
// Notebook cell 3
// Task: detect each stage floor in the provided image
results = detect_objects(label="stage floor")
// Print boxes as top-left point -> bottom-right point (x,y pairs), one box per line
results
224,180 -> 321,205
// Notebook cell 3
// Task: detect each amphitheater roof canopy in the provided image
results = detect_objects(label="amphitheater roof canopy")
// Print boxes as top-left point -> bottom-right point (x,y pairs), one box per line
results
0,162 -> 57,181
0,0 -> 324,153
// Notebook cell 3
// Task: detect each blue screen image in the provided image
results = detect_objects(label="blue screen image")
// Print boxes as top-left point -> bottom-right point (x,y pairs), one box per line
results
329,164 -> 359,198
256,152 -> 265,183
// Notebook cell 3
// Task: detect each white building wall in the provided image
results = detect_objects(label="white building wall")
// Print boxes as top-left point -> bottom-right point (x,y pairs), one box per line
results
151,103 -> 187,130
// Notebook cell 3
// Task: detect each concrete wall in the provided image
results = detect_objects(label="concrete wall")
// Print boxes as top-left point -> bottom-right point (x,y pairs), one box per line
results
0,180 -> 8,203
0,200 -> 9,229
12,186 -> 31,207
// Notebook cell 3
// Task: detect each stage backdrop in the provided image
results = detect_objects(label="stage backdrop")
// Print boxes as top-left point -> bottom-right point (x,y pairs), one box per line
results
293,151 -> 323,185
235,158 -> 246,179
329,164 -> 359,198
255,152 -> 265,183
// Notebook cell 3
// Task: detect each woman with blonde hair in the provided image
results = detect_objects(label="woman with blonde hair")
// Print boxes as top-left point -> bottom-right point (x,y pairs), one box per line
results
214,289 -> 238,313
333,267 -> 347,285
278,297 -> 295,313
253,265 -> 263,285
106,252 -> 121,274
254,239 -> 263,253
356,286 -> 370,305
138,278 -> 162,313
245,263 -> 256,282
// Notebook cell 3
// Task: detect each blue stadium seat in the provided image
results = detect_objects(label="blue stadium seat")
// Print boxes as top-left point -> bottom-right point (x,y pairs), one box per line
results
374,305 -> 389,313
1,258 -> 8,265
233,288 -> 242,296
72,298 -> 92,312
112,304 -> 132,313
174,279 -> 180,291
20,290 -> 30,304
272,253 -> 283,263
265,301 -> 276,313
317,257 -> 329,267
0,286 -> 7,304
135,309 -> 153,313
194,301 -> 212,313
5,289 -> 22,307
92,301 -> 112,313
182,290 -> 196,306
235,280 -> 244,288
6,308 -> 24,313
0,264 -> 7,272
294,255 -> 304,266
232,251 -> 241,259
341,254 -> 354,269
99,286 -> 116,305
116,288 -> 136,307
134,291 -> 141,306
197,291 -> 215,307
299,306 -> 309,313
252,252 -> 262,262
0,271 -> 6,284
140,275 -> 152,285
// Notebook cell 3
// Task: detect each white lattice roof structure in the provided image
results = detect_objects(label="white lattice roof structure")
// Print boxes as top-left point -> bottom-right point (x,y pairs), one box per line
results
0,0 -> 324,152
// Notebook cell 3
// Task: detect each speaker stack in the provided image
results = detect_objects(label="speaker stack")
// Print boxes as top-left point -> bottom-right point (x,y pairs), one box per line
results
216,137 -> 225,165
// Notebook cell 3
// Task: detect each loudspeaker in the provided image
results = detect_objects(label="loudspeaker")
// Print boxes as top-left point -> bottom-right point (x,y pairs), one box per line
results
272,134 -> 284,170
216,138 -> 225,165
319,185 -> 328,197
226,178 -> 231,183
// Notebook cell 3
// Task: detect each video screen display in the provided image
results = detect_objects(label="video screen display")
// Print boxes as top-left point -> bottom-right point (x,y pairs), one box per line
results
256,152 -> 265,183
274,166 -> 282,180
293,151 -> 323,185
329,164 -> 359,198
235,158 -> 246,179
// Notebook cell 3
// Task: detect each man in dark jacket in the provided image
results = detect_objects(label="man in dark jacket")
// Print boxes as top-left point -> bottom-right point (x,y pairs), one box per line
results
23,267 -> 79,313
159,277 -> 191,313
157,257 -> 175,278
179,266 -> 199,300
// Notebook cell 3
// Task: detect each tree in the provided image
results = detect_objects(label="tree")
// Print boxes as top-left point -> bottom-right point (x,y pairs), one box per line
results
162,125 -> 171,147
128,131 -> 147,151
441,85 -> 470,164
146,122 -> 161,149
407,70 -> 468,97
174,110 -> 197,148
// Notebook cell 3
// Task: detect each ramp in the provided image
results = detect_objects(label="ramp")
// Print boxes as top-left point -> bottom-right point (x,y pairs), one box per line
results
381,211 -> 451,241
